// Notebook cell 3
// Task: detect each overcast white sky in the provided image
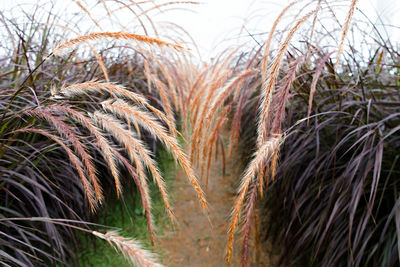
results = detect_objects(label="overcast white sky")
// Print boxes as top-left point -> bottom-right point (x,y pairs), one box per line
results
1,0 -> 399,59
162,0 -> 400,57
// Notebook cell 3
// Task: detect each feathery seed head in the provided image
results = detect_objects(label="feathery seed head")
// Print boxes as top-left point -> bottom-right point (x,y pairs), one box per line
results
52,32 -> 184,57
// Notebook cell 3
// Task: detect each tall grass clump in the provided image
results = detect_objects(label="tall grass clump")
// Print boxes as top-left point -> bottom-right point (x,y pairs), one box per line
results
0,1 -> 204,266
222,0 -> 400,266
262,38 -> 400,267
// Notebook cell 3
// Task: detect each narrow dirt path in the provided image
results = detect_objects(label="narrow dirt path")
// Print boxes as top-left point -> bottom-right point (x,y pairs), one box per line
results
157,141 -> 276,266
157,144 -> 241,266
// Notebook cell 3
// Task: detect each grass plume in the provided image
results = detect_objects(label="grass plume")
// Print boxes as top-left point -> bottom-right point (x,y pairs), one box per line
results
92,230 -> 163,267
52,32 -> 184,56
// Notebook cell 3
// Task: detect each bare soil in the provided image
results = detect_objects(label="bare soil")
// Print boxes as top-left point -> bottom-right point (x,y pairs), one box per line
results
157,145 -> 276,266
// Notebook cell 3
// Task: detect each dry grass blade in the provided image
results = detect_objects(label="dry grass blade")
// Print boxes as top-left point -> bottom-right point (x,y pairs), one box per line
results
309,0 -> 322,43
111,1 -> 155,12
89,44 -> 110,82
99,0 -> 111,16
226,136 -> 280,267
73,0 -> 103,31
52,32 -> 183,56
92,231 -> 163,267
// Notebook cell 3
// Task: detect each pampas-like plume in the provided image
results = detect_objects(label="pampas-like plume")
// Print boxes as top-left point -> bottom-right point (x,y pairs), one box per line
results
58,81 -> 178,135
91,111 -> 175,219
266,57 -> 302,186
50,24 -> 110,81
261,1 -> 296,82
45,104 -> 121,196
28,108 -> 103,206
257,10 -> 315,148
228,78 -> 261,158
145,104 -> 180,137
144,53 -> 179,112
102,99 -> 207,210
59,82 -> 148,105
190,68 -> 232,166
92,231 -> 163,267
52,32 -> 183,56
148,74 -> 175,128
335,0 -> 359,70
101,99 -> 176,156
226,136 -> 280,267
204,69 -> 258,132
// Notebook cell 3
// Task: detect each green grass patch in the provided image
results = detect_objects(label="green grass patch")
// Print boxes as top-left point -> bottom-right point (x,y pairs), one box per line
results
77,147 -> 176,266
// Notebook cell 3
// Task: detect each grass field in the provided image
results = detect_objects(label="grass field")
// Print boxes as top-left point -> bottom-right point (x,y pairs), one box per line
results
0,1 -> 399,266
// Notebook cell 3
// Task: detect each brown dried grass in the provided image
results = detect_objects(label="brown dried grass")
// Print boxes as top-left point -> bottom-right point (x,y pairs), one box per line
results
46,104 -> 121,196
102,99 -> 207,210
59,81 -> 148,105
257,10 -> 316,148
261,1 -> 296,82
92,111 -> 175,220
28,108 -> 104,207
92,230 -> 163,267
52,32 -> 183,56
